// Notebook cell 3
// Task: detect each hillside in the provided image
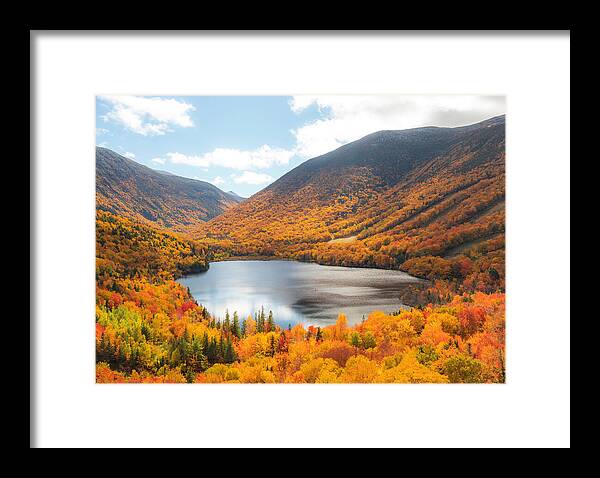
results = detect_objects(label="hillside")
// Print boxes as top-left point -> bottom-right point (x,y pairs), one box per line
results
95,210 -> 505,384
95,117 -> 506,384
96,147 -> 241,231
200,116 -> 505,295
96,209 -> 209,282
96,212 -> 505,384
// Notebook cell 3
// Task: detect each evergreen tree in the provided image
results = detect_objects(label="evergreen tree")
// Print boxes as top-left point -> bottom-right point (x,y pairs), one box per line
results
207,337 -> 217,363
224,309 -> 231,334
232,311 -> 240,338
188,335 -> 209,373
224,337 -> 236,363
202,333 -> 209,355
257,306 -> 265,333
267,310 -> 275,332
218,335 -> 224,362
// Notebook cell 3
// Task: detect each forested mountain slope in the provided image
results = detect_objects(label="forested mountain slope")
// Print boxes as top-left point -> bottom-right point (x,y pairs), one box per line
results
96,147 -> 241,231
94,117 -> 506,383
96,212 -> 505,384
200,116 -> 505,295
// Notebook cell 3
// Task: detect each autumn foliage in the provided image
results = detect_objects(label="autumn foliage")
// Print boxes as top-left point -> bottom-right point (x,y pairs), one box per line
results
96,117 -> 506,384
196,121 -> 505,299
95,211 -> 505,383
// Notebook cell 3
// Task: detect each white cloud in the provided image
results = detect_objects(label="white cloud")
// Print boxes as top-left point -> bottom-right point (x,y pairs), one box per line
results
99,95 -> 195,136
233,171 -> 274,185
126,96 -> 504,191
165,145 -> 294,170
290,95 -> 506,158
123,152 -> 136,159
96,127 -> 110,136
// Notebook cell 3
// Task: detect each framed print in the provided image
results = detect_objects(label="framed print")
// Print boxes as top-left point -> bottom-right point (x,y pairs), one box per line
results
32,31 -> 570,448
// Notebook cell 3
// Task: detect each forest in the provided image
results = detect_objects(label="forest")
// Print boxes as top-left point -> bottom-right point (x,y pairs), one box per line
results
96,210 -> 505,383
196,118 -> 506,299
95,118 -> 505,383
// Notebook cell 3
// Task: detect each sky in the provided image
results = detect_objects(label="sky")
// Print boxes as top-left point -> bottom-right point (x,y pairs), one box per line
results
96,95 -> 506,197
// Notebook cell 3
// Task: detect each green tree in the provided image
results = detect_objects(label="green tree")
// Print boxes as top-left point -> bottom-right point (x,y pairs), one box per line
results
349,331 -> 362,349
267,311 -> 275,332
232,311 -> 241,338
442,355 -> 483,383
224,337 -> 236,363
416,345 -> 438,366
218,335 -> 224,362
362,331 -> 376,349
224,309 -> 231,334
257,308 -> 265,333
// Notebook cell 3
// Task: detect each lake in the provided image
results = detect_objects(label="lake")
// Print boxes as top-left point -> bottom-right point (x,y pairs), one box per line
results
178,260 -> 423,328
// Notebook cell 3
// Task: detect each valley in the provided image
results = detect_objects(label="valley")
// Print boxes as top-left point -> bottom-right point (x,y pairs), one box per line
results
197,115 -> 505,298
95,115 -> 506,384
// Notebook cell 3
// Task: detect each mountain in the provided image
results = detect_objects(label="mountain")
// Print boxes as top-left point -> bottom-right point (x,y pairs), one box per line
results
96,147 -> 239,231
226,191 -> 246,202
200,116 -> 505,292
264,115 -> 504,196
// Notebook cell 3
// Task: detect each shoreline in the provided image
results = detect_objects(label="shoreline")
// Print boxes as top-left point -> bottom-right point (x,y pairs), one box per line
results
211,255 -> 295,263
206,255 -> 428,281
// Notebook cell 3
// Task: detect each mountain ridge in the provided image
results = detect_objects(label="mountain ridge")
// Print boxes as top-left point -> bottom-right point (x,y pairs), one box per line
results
199,115 -> 505,294
96,147 -> 241,231
267,115 -> 505,194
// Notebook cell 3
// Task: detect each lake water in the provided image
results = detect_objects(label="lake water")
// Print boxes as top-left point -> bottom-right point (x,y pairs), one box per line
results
178,260 -> 423,328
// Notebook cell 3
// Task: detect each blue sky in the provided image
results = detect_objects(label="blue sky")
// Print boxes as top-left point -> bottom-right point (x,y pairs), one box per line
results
96,95 -> 506,197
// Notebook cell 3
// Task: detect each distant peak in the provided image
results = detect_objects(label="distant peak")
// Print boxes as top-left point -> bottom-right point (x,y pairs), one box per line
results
227,190 -> 246,201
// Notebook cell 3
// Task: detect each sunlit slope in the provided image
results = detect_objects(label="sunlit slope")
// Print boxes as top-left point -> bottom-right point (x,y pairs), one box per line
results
96,147 -> 241,231
200,116 -> 505,291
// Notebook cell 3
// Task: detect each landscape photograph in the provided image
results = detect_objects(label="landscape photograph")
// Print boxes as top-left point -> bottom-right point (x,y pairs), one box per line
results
95,94 -> 506,384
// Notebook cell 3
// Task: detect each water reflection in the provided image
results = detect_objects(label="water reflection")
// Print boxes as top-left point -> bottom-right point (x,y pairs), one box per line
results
178,260 -> 422,328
